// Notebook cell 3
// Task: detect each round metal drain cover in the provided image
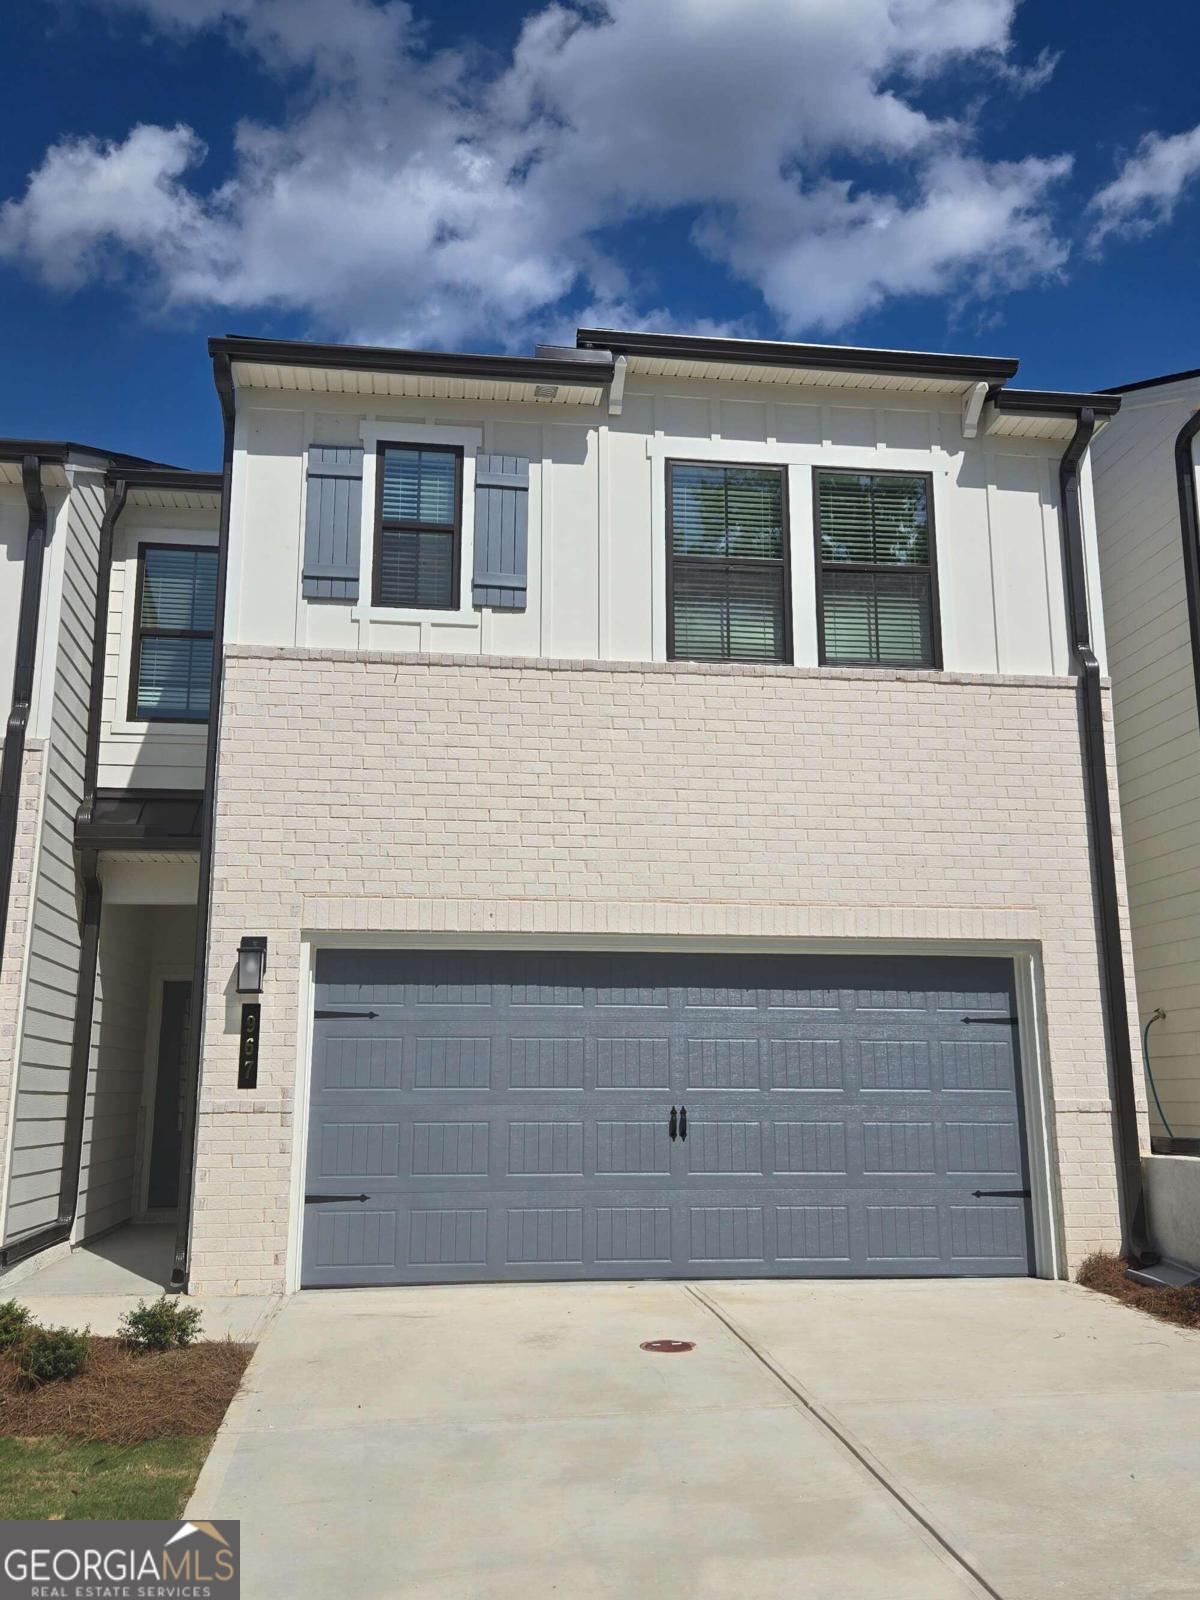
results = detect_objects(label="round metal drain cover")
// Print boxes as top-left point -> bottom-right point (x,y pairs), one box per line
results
640,1339 -> 695,1354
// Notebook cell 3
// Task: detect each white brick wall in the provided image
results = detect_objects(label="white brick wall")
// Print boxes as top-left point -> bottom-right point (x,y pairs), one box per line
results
189,648 -> 1143,1292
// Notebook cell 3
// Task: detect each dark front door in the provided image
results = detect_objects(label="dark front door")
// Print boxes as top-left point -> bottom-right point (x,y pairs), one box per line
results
300,950 -> 1036,1288
147,980 -> 191,1211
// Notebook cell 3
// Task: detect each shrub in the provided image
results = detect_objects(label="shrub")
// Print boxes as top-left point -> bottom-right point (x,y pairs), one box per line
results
16,1325 -> 90,1385
118,1297 -> 203,1354
0,1300 -> 32,1351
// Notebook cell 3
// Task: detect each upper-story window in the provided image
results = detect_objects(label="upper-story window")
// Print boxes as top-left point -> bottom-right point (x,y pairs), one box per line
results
373,444 -> 463,609
667,461 -> 791,663
129,544 -> 218,722
815,470 -> 940,669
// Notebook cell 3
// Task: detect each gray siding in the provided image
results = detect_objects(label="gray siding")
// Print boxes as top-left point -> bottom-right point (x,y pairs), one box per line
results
3,481 -> 103,1242
1093,386 -> 1200,1138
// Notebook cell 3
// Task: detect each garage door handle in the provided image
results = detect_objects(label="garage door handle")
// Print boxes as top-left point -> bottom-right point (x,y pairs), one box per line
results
669,1107 -> 678,1141
305,1193 -> 370,1203
971,1189 -> 1030,1199
678,1105 -> 688,1141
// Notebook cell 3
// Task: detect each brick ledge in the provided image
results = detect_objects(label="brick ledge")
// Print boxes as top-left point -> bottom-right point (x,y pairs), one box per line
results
226,643 -> 1096,691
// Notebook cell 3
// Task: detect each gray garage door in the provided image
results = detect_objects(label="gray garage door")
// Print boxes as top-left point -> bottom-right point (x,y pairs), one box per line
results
302,950 -> 1035,1287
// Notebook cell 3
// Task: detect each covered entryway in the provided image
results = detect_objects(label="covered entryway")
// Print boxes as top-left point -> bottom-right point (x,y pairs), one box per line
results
301,950 -> 1035,1287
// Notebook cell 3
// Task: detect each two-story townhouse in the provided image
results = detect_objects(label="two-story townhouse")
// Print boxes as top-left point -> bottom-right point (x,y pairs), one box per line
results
0,442 -> 220,1270
167,328 -> 1150,1297
0,329 -> 1160,1300
1091,366 -> 1200,1269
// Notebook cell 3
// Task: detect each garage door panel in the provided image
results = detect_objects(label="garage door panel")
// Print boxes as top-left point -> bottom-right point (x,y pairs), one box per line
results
302,951 -> 1034,1286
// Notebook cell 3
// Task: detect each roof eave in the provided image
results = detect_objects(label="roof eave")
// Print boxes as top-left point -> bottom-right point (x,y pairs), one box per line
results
210,334 -> 616,389
110,467 -> 223,494
989,387 -> 1122,418
575,327 -> 1020,386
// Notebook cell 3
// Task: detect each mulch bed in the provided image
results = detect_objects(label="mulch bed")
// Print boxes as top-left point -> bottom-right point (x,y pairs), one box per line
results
1078,1252 -> 1200,1332
0,1339 -> 252,1445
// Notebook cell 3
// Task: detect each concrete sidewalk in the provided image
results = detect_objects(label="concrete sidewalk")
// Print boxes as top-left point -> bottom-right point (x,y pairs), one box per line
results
2,1225 -> 278,1341
189,1278 -> 1200,1599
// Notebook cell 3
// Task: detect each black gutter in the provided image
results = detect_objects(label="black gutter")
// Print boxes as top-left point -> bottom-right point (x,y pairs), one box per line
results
1058,408 -> 1155,1268
172,354 -> 236,1290
1173,411 -> 1200,727
0,441 -> 181,471
990,387 -> 1123,418
0,478 -> 130,1269
576,327 -> 1019,386
210,334 -> 614,390
114,467 -> 223,496
0,456 -> 52,999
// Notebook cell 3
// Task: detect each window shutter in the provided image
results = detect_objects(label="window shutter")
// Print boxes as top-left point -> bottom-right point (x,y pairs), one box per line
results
472,455 -> 529,609
303,445 -> 363,600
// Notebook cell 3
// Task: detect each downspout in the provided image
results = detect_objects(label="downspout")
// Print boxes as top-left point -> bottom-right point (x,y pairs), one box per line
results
172,354 -> 235,1290
0,456 -> 49,987
0,479 -> 129,1269
1059,411 -> 1155,1267
1173,410 -> 1200,725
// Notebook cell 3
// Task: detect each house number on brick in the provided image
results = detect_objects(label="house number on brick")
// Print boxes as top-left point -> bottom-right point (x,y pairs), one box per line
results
238,1004 -> 261,1089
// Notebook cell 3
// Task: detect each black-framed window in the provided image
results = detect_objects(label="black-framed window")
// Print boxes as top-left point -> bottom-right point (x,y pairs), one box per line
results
815,470 -> 940,668
373,444 -> 462,609
129,544 -> 218,722
667,461 -> 791,663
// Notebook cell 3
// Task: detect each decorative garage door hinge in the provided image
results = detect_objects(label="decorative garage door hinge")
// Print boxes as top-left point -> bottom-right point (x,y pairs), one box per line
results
961,1015 -> 1019,1025
305,1193 -> 370,1203
971,1189 -> 1031,1199
313,1009 -> 380,1019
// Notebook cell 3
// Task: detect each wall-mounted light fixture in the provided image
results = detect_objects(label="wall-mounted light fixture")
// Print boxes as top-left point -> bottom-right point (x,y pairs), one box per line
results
236,935 -> 268,995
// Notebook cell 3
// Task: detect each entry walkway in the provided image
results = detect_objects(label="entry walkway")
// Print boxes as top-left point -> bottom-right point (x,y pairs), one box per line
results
3,1223 -> 277,1341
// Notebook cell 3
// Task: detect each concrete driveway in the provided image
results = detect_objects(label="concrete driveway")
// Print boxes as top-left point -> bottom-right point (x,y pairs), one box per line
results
190,1278 -> 1200,1599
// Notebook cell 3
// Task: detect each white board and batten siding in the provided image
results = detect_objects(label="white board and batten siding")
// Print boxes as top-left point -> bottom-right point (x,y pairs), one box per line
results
1093,376 -> 1200,1138
95,504 -> 217,791
224,377 -> 1095,678
2,476 -> 104,1243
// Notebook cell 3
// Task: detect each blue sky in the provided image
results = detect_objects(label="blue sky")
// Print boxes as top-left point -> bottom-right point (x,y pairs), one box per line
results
2,1 -> 1200,468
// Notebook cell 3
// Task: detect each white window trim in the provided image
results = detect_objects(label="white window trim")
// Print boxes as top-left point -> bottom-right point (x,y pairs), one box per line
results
353,421 -> 483,624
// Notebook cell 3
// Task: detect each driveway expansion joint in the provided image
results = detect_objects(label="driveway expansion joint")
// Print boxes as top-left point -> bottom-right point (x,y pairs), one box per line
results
683,1283 -> 1007,1600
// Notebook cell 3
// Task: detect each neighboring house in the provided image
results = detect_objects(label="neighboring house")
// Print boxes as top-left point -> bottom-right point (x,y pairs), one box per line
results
1092,368 -> 1200,1149
0,443 -> 220,1265
0,330 -> 1154,1298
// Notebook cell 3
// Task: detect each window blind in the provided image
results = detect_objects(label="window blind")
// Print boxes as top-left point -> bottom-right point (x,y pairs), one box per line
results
133,546 -> 218,720
669,463 -> 788,663
816,472 -> 936,667
376,446 -> 460,609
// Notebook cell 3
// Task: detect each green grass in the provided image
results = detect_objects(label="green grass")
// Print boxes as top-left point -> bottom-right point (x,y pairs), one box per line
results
0,1435 -> 213,1520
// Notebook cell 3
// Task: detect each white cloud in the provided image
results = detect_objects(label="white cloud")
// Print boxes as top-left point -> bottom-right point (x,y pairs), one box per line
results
1090,125 -> 1200,244
1,0 -> 1070,345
